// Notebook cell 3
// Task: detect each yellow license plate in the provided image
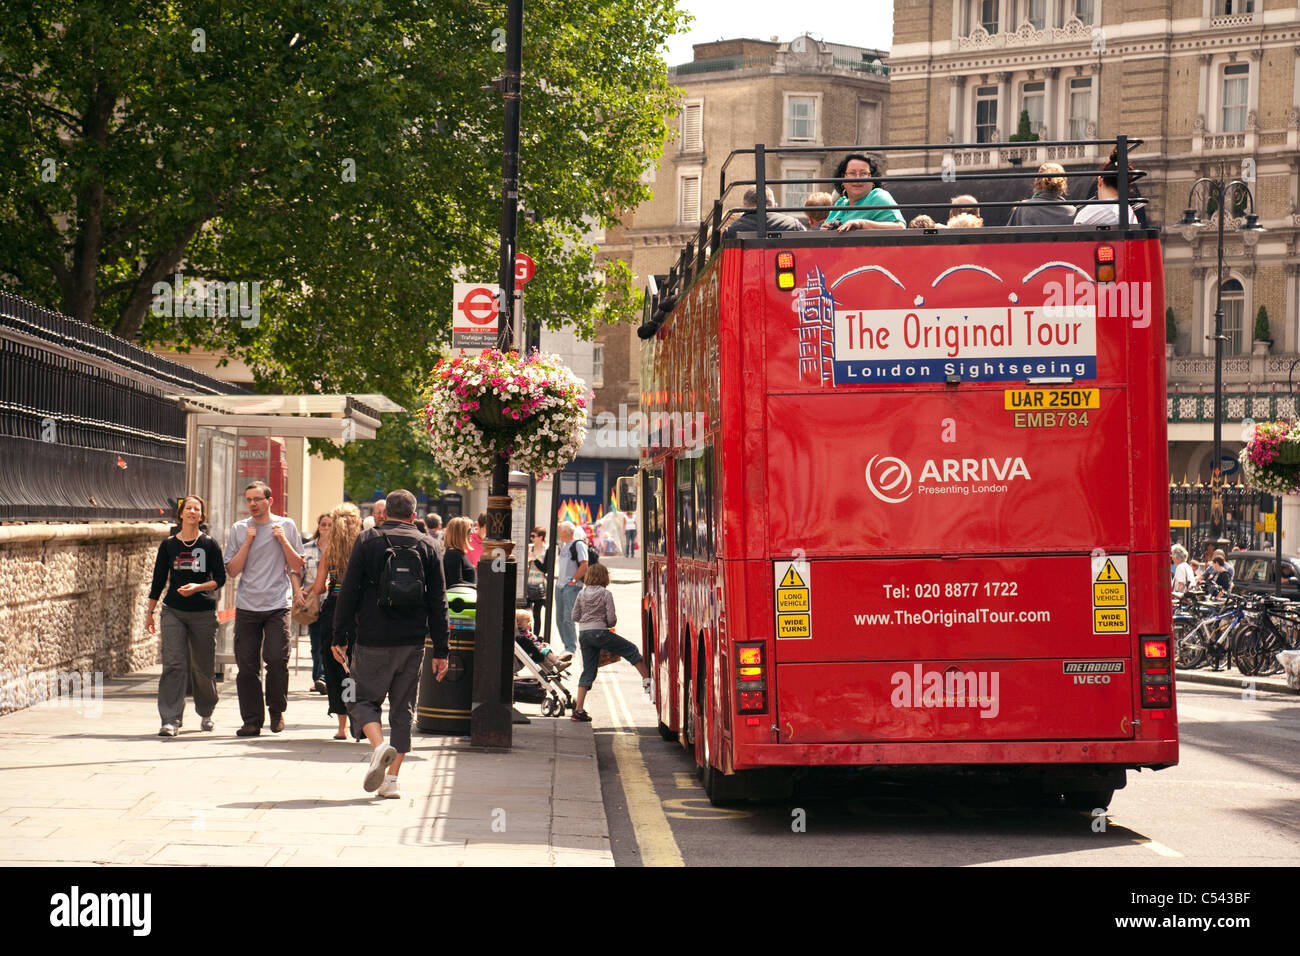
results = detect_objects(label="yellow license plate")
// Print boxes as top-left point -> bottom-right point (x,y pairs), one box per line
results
1003,388 -> 1100,411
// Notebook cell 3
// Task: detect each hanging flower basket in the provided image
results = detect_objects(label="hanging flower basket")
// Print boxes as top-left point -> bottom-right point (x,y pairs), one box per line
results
1240,420 -> 1300,495
421,349 -> 589,486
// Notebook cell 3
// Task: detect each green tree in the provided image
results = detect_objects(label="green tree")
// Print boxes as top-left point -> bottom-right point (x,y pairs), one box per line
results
1008,109 -> 1038,143
1254,305 -> 1271,343
0,0 -> 687,377
1,0 -> 687,494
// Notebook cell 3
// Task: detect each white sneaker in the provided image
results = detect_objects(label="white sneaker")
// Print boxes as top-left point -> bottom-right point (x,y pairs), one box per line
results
200,717 -> 214,732
377,773 -> 400,799
158,723 -> 178,737
363,743 -> 397,792
642,677 -> 652,698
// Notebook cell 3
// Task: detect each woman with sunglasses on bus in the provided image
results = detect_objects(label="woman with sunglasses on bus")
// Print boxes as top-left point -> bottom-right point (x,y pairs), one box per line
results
147,495 -> 226,737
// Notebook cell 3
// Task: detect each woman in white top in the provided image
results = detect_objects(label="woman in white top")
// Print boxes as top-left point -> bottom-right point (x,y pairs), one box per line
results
1074,152 -> 1141,226
1171,544 -> 1195,594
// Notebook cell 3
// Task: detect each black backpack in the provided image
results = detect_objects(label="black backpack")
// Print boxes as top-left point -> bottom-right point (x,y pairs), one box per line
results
378,533 -> 426,607
572,539 -> 598,566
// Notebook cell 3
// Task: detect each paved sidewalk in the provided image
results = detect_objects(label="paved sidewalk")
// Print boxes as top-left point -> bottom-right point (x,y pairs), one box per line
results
1175,665 -> 1297,695
0,660 -> 612,867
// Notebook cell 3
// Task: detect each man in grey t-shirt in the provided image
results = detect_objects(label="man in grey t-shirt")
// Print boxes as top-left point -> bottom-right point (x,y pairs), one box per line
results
223,480 -> 304,736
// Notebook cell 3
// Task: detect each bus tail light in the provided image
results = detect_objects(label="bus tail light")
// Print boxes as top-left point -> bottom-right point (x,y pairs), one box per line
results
736,641 -> 767,714
1095,244 -> 1116,283
775,251 -> 796,290
1140,636 -> 1172,708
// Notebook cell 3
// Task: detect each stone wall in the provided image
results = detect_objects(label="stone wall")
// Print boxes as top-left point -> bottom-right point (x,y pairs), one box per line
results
0,523 -> 168,715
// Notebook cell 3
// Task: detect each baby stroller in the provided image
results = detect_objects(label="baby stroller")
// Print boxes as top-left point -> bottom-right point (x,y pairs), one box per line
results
513,638 -> 575,718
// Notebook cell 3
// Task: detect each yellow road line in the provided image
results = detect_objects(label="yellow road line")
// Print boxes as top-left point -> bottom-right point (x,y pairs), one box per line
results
1133,838 -> 1183,858
600,677 -> 684,867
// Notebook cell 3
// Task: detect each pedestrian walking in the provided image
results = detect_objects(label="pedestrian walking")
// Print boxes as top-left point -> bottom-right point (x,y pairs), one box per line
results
554,521 -> 588,655
527,526 -> 548,626
308,502 -> 362,740
443,515 -> 476,586
624,510 -> 637,556
570,563 -> 649,722
223,480 -> 305,737
332,489 -> 449,797
296,512 -> 332,694
147,495 -> 226,737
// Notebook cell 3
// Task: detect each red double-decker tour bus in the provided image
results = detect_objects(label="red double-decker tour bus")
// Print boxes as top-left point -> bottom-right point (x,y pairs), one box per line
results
635,136 -> 1178,805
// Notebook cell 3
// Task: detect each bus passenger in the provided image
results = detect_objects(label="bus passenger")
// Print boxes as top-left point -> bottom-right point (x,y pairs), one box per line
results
569,563 -> 650,722
822,154 -> 905,232
947,213 -> 983,228
1074,150 -> 1140,226
907,214 -> 941,229
723,186 -> 806,238
804,191 -> 835,229
1006,162 -> 1076,226
948,194 -> 981,222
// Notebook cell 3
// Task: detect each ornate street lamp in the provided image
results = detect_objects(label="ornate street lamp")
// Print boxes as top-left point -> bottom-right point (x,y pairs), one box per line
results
1180,164 -> 1264,547
474,0 -> 526,749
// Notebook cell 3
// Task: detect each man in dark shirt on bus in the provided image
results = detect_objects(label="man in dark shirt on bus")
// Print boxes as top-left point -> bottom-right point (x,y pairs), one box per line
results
723,186 -> 806,238
332,489 -> 449,798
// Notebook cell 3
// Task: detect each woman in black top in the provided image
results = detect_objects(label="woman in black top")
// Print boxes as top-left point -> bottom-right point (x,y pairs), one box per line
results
147,495 -> 226,737
443,515 -> 476,587
310,502 -> 362,739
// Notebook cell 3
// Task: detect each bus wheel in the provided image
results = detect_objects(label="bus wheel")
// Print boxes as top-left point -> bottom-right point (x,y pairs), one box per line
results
1061,789 -> 1114,811
702,761 -> 746,806
657,720 -> 678,742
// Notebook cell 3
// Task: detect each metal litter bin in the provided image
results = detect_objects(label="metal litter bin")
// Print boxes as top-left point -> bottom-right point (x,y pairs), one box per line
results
417,584 -> 476,735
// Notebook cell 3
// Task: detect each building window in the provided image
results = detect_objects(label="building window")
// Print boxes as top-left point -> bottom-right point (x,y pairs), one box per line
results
679,172 -> 701,224
1073,0 -> 1095,25
1068,77 -> 1091,139
782,164 -> 820,211
1220,278 -> 1245,355
1214,0 -> 1254,14
980,0 -> 999,33
1222,64 -> 1249,133
1021,81 -> 1045,136
857,100 -> 881,146
680,101 -> 703,153
785,95 -> 818,143
975,86 -> 998,143
1027,0 -> 1046,29
592,345 -> 604,388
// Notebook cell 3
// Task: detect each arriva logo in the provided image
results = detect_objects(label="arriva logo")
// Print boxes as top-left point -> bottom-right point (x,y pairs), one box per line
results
865,455 -> 1032,504
865,455 -> 914,503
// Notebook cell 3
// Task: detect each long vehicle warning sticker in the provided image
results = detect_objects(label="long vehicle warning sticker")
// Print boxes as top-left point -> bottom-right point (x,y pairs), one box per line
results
1091,554 -> 1129,634
774,561 -> 811,639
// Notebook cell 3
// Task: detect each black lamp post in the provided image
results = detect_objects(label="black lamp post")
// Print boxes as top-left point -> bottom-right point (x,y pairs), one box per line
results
1180,165 -> 1264,547
472,0 -> 525,749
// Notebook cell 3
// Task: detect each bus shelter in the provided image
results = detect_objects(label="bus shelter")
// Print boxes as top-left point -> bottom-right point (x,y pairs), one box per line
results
166,392 -> 402,672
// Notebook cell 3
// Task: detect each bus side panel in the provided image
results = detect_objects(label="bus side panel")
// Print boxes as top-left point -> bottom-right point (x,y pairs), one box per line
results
739,249 -> 768,562
775,659 -> 1134,743
719,249 -> 747,562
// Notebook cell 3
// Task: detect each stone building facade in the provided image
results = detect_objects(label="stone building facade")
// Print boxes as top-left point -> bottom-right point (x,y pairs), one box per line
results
595,35 -> 891,481
0,524 -> 168,716
889,1 -> 1300,500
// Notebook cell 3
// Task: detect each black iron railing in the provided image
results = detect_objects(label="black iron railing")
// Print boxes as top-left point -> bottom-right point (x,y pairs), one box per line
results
0,291 -> 245,522
1169,480 -> 1266,554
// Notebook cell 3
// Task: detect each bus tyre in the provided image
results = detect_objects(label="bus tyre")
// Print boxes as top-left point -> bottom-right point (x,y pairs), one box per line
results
1061,789 -> 1114,811
657,720 -> 678,742
702,761 -> 747,806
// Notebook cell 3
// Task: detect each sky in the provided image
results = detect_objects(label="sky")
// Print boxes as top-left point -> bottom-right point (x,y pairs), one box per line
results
663,0 -> 896,66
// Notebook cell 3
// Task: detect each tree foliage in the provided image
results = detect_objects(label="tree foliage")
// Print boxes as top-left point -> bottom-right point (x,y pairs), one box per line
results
0,0 -> 688,487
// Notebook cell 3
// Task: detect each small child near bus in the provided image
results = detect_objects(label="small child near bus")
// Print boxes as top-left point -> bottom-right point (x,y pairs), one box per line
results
514,609 -> 570,674
570,563 -> 651,722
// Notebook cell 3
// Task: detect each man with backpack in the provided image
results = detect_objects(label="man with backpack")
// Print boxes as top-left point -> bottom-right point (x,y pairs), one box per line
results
554,521 -> 589,655
332,489 -> 449,798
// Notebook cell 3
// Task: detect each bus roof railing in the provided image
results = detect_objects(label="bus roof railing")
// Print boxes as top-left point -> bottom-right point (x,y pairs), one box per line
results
653,135 -> 1147,313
